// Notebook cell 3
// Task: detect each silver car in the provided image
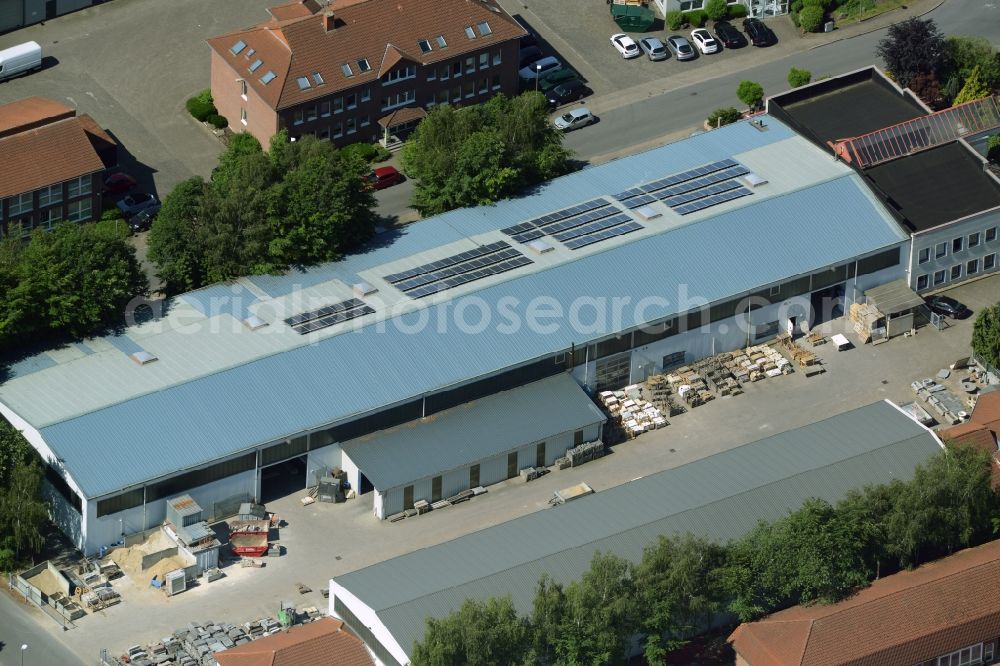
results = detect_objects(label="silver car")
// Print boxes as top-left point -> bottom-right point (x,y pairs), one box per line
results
638,37 -> 668,61
665,35 -> 696,61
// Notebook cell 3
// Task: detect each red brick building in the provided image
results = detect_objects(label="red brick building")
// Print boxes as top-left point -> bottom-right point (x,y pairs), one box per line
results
0,97 -> 116,239
729,539 -> 1000,666
215,617 -> 374,666
207,0 -> 526,150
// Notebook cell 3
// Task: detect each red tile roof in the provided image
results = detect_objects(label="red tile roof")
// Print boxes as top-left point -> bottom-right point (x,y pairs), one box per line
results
207,0 -> 525,111
0,99 -> 110,199
729,539 -> 1000,666
941,391 -> 1000,486
214,618 -> 374,666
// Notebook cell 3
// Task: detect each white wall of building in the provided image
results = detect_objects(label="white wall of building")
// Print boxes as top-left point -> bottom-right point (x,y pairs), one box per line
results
41,481 -> 84,551
330,580 -> 410,666
909,211 -> 1000,293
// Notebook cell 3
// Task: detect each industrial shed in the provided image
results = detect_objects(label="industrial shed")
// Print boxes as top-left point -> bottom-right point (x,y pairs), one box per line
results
330,401 -> 944,666
0,116 -> 911,555
340,374 -> 605,519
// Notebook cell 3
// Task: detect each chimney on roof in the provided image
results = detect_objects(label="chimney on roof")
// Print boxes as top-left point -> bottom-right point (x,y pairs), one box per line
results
324,10 -> 336,31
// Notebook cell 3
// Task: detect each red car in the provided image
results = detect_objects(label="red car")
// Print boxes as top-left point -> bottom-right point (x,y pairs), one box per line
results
367,166 -> 403,190
103,172 -> 137,195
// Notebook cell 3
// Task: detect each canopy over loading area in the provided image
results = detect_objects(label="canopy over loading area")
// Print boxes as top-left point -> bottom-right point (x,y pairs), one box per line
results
340,374 -> 605,519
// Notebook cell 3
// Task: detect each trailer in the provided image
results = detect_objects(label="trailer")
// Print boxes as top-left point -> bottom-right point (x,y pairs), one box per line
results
549,482 -> 594,506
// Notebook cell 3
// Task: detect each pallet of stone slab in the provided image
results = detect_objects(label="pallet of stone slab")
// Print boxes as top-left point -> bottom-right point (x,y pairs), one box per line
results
806,331 -> 826,346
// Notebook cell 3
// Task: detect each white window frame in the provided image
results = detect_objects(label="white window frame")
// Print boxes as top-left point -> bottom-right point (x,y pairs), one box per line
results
306,105 -> 317,122
953,236 -> 964,253
43,207 -> 61,231
916,274 -> 929,290
969,231 -> 981,248
320,101 -> 331,117
346,117 -> 356,135
360,115 -> 370,127
7,192 -> 32,216
293,109 -> 304,125
382,65 -> 416,85
241,108 -> 247,125
435,35 -> 448,48
346,93 -> 357,110
933,269 -> 946,285
935,241 -> 948,259
987,226 -> 998,243
38,183 -> 62,207
951,263 -> 963,280
67,175 -> 91,199
917,247 -> 930,264
66,198 -> 91,223
479,52 -> 489,69
239,78 -> 248,98
984,253 -> 997,271
361,86 -> 371,102
967,258 -> 979,275
492,49 -> 502,66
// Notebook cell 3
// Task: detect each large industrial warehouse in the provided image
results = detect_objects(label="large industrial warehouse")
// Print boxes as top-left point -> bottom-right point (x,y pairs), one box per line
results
329,401 -> 945,666
0,114 -> 912,555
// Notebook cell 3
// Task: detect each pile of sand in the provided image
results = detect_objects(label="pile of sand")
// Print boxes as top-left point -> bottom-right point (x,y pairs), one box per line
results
26,568 -> 67,597
109,528 -> 192,582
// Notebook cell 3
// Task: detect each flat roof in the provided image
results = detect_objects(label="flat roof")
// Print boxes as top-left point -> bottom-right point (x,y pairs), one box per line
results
0,118 -> 909,499
862,142 -> 1000,232
864,279 -> 925,315
332,401 -> 943,660
340,374 -> 604,490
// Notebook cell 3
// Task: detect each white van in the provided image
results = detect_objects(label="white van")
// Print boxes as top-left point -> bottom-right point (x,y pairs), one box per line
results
0,41 -> 43,83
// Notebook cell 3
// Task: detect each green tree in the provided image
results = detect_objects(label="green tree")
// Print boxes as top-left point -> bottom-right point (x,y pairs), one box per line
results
401,92 -> 572,216
0,418 -> 35,488
798,5 -> 824,32
788,67 -> 812,88
527,575 -> 565,664
147,176 -> 208,294
736,80 -> 765,110
556,552 -> 636,665
635,534 -> 727,649
952,65 -> 991,105
706,107 -> 742,127
987,135 -> 1000,163
972,302 -> 1000,369
705,0 -> 728,21
411,596 -> 531,666
0,462 -> 49,558
875,18 -> 946,88
944,36 -> 1000,91
665,10 -> 685,30
836,482 -> 901,580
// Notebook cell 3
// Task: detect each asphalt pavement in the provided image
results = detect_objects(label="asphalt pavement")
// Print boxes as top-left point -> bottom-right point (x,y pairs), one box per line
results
0,587 -> 83,666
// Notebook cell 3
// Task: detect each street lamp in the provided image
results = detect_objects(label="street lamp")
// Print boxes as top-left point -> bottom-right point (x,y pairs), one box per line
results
21,644 -> 27,666
534,64 -> 542,92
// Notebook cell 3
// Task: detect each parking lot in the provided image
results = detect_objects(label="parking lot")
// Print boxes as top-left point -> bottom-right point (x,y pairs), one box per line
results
40,272 -> 997,660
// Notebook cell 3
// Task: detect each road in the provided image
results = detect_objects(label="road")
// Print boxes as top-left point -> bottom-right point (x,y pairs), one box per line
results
0,589 -> 83,666
377,0 -> 1000,217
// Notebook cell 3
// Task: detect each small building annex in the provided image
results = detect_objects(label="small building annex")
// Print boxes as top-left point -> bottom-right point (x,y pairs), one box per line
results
329,400 -> 944,666
0,115 -> 911,556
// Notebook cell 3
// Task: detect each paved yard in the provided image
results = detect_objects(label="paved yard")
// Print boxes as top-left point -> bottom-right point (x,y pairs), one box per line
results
0,0 -> 277,197
43,272 -> 998,660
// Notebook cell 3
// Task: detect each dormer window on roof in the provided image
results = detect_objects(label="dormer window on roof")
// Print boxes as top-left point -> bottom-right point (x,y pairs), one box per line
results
261,70 -> 277,84
230,40 -> 247,55
296,76 -> 311,90
435,35 -> 448,48
357,58 -> 371,72
418,39 -> 432,53
249,59 -> 263,72
477,21 -> 492,36
341,63 -> 354,77
312,72 -> 325,85
464,26 -> 476,39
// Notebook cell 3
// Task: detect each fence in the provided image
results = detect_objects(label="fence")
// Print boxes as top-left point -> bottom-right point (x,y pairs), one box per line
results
12,562 -> 80,628
209,492 -> 253,524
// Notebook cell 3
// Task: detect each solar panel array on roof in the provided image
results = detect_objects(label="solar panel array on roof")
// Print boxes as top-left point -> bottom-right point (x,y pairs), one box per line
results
616,160 -> 751,209
501,199 -> 610,243
384,241 -> 534,299
284,298 -> 375,334
502,199 -> 644,251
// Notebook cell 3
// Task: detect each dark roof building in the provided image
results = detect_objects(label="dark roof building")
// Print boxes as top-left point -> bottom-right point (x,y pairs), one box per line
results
729,539 -> 1000,666
207,0 -> 526,148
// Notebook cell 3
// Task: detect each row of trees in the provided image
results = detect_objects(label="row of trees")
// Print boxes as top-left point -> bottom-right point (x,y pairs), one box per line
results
147,131 -> 377,294
876,19 -> 1000,107
400,93 -> 573,216
0,419 -> 49,572
0,220 -> 147,353
412,446 -> 999,666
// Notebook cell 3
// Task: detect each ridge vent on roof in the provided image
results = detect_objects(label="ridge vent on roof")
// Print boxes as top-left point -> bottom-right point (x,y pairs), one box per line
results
353,281 -> 378,296
130,350 -> 158,365
526,239 -> 554,254
741,173 -> 768,188
242,315 -> 269,331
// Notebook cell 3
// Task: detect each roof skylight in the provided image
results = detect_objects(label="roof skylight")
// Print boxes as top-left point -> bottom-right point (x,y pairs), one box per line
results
245,48 -> 256,59
418,39 -> 432,53
249,59 -> 263,72
296,76 -> 311,90
464,26 -> 476,39
230,40 -> 247,55
477,21 -> 492,36
435,35 -> 448,48
261,70 -> 277,84
341,63 -> 354,77
357,58 -> 371,72
312,72 -> 325,85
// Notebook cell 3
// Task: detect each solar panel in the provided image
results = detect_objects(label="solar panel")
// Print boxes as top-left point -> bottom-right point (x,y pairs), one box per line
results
563,220 -> 643,250
290,303 -> 374,334
536,205 -> 620,234
511,229 -> 545,243
673,187 -> 752,215
662,179 -> 743,207
551,213 -> 634,242
384,241 -> 511,283
405,255 -> 533,298
526,198 -> 608,228
614,160 -> 745,205
284,298 -> 366,327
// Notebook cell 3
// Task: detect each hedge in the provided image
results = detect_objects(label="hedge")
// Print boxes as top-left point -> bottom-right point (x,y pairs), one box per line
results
683,9 -> 707,27
707,107 -> 742,127
799,5 -> 825,32
705,0 -> 728,21
186,89 -> 217,122
727,3 -> 748,18
207,114 -> 229,129
665,9 -> 685,29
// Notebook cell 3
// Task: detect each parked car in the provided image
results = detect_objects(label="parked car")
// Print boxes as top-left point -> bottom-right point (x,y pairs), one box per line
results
665,35 -> 696,61
743,18 -> 776,47
539,67 -> 580,92
610,33 -> 641,59
116,192 -> 159,218
102,172 -> 137,195
690,28 -> 720,54
638,36 -> 668,61
518,45 -> 543,69
128,204 -> 161,233
367,166 -> 404,190
553,108 -> 595,131
519,56 -> 561,82
713,21 -> 747,48
925,295 -> 970,318
0,41 -> 42,82
547,79 -> 589,107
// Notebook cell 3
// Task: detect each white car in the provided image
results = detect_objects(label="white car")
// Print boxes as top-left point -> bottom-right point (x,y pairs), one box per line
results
690,28 -> 720,54
609,33 -> 641,59
553,107 -> 595,131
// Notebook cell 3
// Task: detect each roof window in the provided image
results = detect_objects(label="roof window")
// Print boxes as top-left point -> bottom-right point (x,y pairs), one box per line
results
357,58 -> 371,72
312,72 -> 325,85
418,39 -> 432,53
249,59 -> 263,72
245,48 -> 256,59
296,76 -> 311,90
477,21 -> 492,36
341,63 -> 354,77
230,40 -> 247,55
261,70 -> 277,84
435,35 -> 448,48
464,26 -> 476,39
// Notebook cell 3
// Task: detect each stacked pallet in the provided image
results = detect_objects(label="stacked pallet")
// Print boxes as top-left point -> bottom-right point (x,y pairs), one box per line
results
644,375 -> 685,416
776,334 -> 819,368
728,344 -> 793,381
691,354 -> 743,397
849,303 -> 878,344
597,388 -> 668,438
663,367 -> 716,407
566,440 -> 605,466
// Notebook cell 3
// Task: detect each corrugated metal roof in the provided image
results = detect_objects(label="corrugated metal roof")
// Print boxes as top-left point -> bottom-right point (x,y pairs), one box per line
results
341,374 -> 604,490
332,401 -> 942,658
864,279 -> 925,315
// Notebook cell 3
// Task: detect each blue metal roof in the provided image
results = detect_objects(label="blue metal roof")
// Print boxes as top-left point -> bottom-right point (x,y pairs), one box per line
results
40,172 -> 906,499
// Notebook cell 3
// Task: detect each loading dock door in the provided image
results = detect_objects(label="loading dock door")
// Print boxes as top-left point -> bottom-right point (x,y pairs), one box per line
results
0,2 -> 24,32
